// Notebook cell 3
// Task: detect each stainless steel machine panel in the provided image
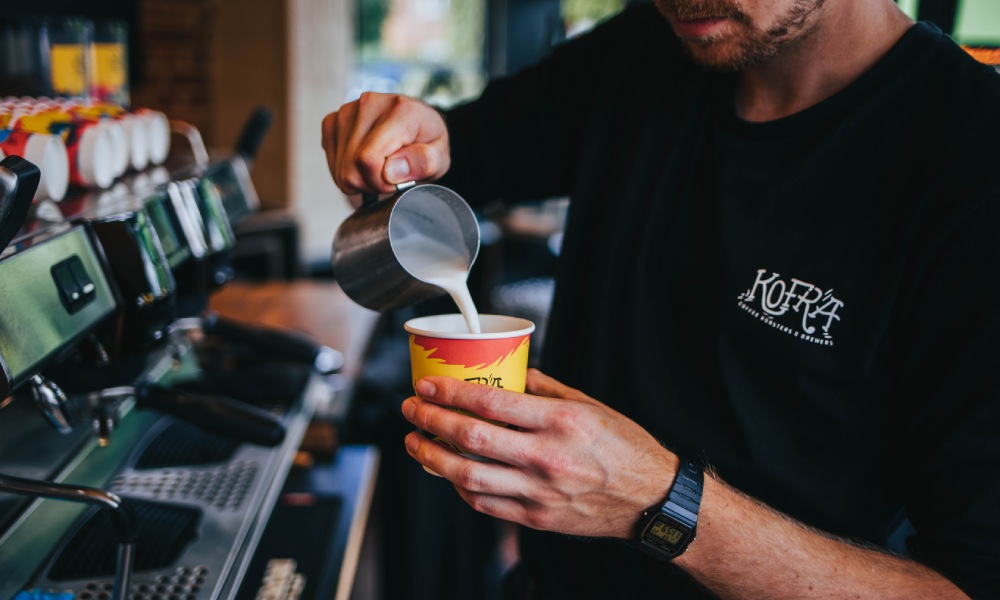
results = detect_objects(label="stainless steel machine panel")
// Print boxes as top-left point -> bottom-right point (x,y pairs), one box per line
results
145,190 -> 192,272
202,157 -> 259,229
196,171 -> 237,255
0,226 -> 117,397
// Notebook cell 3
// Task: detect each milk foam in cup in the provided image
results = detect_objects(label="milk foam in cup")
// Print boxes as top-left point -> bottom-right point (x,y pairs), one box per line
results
404,314 -> 534,468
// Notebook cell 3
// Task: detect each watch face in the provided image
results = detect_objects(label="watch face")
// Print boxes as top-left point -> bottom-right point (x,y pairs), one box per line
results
649,519 -> 685,545
642,514 -> 693,557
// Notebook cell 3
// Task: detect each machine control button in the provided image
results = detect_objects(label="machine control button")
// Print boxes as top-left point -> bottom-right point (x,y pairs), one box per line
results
51,255 -> 96,314
67,257 -> 97,297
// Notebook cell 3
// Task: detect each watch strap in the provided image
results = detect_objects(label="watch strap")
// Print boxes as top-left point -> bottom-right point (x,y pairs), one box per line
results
636,458 -> 704,560
663,459 -> 703,531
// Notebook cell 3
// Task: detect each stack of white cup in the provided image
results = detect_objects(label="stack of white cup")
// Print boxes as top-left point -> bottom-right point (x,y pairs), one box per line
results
0,96 -> 172,200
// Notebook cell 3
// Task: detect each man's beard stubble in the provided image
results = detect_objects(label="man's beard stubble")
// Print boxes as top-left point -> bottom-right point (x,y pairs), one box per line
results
653,0 -> 827,72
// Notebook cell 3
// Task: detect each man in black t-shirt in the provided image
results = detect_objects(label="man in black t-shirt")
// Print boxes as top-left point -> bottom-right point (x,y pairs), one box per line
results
322,0 -> 1000,597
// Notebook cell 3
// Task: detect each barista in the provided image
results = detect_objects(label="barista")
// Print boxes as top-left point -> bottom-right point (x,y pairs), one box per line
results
322,0 -> 1000,597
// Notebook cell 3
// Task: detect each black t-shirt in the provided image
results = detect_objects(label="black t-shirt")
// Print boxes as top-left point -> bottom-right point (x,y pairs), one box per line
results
442,6 -> 1000,598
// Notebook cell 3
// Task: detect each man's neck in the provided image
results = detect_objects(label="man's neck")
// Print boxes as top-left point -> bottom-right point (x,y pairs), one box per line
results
736,0 -> 914,122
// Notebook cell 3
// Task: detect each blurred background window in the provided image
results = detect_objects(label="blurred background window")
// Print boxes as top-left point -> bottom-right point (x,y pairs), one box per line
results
907,0 -> 1000,48
953,0 -> 1000,46
350,0 -> 488,108
563,0 -> 625,37
350,0 -> 630,108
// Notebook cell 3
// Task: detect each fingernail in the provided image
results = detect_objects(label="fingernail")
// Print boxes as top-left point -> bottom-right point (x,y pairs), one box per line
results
385,157 -> 410,182
415,379 -> 436,398
401,398 -> 416,420
405,433 -> 419,453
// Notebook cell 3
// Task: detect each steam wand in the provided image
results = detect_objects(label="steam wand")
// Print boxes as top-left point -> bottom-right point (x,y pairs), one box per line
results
178,314 -> 345,375
0,474 -> 138,600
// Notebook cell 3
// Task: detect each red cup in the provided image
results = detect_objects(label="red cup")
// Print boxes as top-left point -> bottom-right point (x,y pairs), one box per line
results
45,119 -> 116,189
63,105 -> 130,177
0,128 -> 69,201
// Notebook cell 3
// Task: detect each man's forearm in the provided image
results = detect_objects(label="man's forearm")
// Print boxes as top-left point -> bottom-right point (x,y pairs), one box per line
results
673,474 -> 969,599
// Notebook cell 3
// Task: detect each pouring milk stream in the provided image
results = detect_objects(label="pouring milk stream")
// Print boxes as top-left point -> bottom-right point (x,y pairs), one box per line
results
393,222 -> 482,334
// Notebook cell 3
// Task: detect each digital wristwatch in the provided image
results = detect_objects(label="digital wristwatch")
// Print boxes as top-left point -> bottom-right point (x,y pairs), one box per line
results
636,458 -> 704,561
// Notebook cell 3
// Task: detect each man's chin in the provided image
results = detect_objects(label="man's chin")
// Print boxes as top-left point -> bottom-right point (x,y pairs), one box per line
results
681,41 -> 750,72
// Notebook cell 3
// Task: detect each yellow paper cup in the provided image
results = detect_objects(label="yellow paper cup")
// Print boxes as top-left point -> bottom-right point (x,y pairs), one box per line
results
404,314 -> 534,461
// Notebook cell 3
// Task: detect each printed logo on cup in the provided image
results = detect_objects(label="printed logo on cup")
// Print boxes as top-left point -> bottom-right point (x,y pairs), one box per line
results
409,333 -> 531,392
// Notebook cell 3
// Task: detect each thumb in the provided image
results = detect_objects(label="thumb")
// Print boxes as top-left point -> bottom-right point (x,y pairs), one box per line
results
384,138 -> 450,184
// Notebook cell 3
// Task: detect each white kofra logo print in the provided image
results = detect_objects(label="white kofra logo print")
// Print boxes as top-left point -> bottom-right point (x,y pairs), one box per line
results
736,269 -> 843,346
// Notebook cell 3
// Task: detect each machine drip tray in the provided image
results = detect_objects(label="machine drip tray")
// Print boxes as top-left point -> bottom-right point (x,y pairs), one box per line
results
115,418 -> 258,510
133,419 -> 242,470
48,499 -> 201,581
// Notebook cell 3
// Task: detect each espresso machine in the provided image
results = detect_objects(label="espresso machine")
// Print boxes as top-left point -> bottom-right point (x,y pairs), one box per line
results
0,150 -> 140,600
0,121 -> 368,599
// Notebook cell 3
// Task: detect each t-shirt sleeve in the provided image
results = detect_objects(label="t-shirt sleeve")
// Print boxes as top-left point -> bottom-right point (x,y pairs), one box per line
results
439,5 -> 658,208
889,179 -> 1000,597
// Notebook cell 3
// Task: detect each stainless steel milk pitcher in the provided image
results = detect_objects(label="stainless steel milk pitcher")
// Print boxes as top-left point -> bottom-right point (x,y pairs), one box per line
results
331,182 -> 480,312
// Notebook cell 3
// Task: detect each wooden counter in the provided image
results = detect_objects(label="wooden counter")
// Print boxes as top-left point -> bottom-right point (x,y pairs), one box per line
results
208,279 -> 380,384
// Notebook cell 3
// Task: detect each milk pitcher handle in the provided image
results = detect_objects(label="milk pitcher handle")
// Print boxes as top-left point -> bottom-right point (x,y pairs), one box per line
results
361,180 -> 417,207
